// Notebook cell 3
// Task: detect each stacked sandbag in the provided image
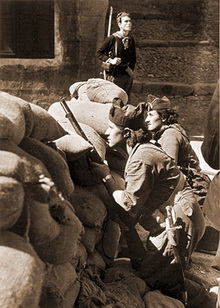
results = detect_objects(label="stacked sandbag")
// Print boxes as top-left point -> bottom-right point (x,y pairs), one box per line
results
69,78 -> 128,104
1,91 -> 186,308
0,92 -> 85,307
48,98 -> 111,136
0,231 -> 45,308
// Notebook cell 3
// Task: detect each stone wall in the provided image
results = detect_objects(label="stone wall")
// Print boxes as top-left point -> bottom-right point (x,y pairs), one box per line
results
0,0 -> 108,108
108,0 -> 219,135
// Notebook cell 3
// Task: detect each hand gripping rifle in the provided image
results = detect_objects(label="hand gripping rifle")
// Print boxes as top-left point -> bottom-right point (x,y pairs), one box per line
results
165,205 -> 188,306
60,97 -> 146,265
60,97 -> 103,164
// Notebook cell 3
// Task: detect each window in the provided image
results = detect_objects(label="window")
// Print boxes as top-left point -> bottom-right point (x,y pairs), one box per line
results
0,0 -> 54,58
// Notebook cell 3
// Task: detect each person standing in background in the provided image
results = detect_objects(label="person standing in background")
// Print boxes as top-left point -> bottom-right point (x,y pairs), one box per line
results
97,12 -> 136,100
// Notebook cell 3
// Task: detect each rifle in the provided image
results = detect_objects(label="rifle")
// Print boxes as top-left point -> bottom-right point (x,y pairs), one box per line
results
103,6 -> 113,80
60,97 -> 103,164
60,97 -> 146,266
165,205 -> 188,306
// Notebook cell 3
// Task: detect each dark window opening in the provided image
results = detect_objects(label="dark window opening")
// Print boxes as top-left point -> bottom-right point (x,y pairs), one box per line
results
0,0 -> 54,58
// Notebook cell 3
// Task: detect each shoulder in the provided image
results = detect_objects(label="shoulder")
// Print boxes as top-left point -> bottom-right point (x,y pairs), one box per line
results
133,143 -> 166,161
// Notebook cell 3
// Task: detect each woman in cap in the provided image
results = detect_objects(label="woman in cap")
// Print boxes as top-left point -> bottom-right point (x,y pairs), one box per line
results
145,95 -> 210,207
91,99 -> 205,303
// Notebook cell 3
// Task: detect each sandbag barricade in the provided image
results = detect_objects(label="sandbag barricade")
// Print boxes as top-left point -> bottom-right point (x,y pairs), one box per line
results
69,78 -> 128,105
0,91 -> 202,308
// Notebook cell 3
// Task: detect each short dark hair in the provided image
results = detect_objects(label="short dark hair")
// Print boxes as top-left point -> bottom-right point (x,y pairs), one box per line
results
157,109 -> 179,125
124,127 -> 152,148
116,12 -> 130,24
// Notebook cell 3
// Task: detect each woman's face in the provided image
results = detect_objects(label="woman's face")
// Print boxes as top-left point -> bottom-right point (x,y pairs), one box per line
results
145,110 -> 163,132
105,120 -> 124,147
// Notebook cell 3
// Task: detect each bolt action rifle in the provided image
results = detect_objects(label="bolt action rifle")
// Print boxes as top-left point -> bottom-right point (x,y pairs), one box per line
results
102,6 -> 113,80
165,205 -> 188,306
60,97 -> 103,164
60,96 -> 146,265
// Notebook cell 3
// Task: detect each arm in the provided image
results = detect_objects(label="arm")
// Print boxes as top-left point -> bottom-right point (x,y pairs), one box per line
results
159,130 -> 180,162
91,156 -> 154,212
96,35 -> 115,62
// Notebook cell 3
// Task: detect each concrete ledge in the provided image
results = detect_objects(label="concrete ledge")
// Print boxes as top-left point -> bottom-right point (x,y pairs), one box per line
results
136,40 -> 210,48
133,81 -> 217,96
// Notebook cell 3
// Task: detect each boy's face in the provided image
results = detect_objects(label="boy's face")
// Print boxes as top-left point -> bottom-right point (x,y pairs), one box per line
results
119,16 -> 132,32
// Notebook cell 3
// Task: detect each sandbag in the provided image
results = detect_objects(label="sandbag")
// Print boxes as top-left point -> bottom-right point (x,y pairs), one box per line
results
19,137 -> 74,199
69,81 -> 89,101
0,91 -> 34,137
33,200 -> 84,265
0,113 -> 17,140
87,249 -> 106,272
40,262 -> 80,308
54,130 -> 93,162
81,226 -> 103,254
86,78 -> 128,104
0,139 -> 51,182
29,102 -> 67,141
57,119 -> 107,162
104,258 -> 148,297
104,277 -> 145,308
143,290 -> 185,308
0,231 -> 45,308
71,242 -> 88,271
69,185 -> 107,229
28,198 -> 61,245
48,99 -> 111,136
96,218 -> 121,262
0,95 -> 26,144
0,176 -> 24,231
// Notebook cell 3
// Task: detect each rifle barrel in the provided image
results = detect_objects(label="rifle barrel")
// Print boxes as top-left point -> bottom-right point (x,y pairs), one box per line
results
60,97 -> 103,164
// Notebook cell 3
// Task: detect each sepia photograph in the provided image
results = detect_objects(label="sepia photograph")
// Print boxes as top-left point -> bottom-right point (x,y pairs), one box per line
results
0,0 -> 219,307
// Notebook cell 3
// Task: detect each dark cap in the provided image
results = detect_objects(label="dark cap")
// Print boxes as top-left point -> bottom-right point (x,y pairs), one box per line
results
109,98 -> 145,130
146,94 -> 171,112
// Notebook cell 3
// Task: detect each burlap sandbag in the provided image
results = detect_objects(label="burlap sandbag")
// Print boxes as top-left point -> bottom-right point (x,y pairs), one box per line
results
48,99 -> 111,136
0,91 -> 34,137
0,176 -> 24,231
28,198 -> 61,245
81,226 -> 103,254
96,218 -> 121,263
57,119 -> 107,162
104,278 -> 145,308
70,242 -> 88,271
19,137 -> 74,199
0,96 -> 26,144
54,130 -> 93,162
29,102 -> 67,141
0,113 -> 17,140
87,249 -> 106,272
40,262 -> 80,308
143,290 -> 184,308
33,199 -> 84,265
0,231 -> 45,308
104,258 -> 148,297
69,81 -> 89,101
0,139 -> 51,182
69,185 -> 107,229
86,78 -> 128,104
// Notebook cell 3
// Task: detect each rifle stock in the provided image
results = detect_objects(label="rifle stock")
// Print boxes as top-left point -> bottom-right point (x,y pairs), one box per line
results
166,206 -> 188,306
60,97 -> 103,164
